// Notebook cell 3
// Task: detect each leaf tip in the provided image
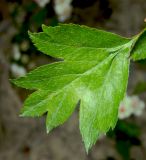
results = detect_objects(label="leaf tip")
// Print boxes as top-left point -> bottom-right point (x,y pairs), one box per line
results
28,30 -> 34,39
19,113 -> 25,117
42,24 -> 47,29
28,30 -> 32,35
10,78 -> 18,86
19,110 -> 27,117
10,77 -> 24,88
81,136 -> 92,154
84,144 -> 91,154
46,125 -> 53,134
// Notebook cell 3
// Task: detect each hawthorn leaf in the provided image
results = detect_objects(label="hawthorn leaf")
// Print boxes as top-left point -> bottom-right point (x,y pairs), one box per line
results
11,24 -> 146,152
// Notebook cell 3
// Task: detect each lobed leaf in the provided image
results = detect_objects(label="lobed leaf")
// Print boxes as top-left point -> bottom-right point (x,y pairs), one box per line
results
12,24 -> 146,152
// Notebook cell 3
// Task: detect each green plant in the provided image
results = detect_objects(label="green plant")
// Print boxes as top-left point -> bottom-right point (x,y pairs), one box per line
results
12,24 -> 146,152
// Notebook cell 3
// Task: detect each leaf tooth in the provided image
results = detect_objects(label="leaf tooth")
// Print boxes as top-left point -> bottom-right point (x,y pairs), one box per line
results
83,133 -> 99,153
46,125 -> 53,134
19,113 -> 26,117
42,24 -> 48,32
28,30 -> 34,38
84,140 -> 92,154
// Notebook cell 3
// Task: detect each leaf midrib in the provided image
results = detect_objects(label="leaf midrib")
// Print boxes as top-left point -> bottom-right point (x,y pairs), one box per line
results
32,33 -> 131,52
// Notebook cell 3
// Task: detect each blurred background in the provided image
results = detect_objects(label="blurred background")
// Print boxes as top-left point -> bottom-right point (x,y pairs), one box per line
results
0,0 -> 146,160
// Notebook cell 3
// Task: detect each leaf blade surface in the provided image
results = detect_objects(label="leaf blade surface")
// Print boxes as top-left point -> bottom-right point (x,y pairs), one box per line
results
11,24 -> 146,152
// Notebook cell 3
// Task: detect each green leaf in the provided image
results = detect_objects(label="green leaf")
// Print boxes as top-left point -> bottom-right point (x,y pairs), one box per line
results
11,24 -> 146,152
131,28 -> 146,60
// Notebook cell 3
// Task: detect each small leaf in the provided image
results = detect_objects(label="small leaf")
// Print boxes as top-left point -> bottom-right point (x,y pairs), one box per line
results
12,24 -> 146,152
131,28 -> 146,60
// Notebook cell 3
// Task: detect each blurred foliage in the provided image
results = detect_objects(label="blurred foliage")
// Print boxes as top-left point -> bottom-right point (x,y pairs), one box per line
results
108,120 -> 141,159
133,81 -> 146,94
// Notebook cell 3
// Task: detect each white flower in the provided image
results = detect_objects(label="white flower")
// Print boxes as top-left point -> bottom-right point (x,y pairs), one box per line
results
131,96 -> 145,116
54,0 -> 73,22
34,0 -> 50,8
33,0 -> 73,21
118,95 -> 145,119
118,95 -> 133,119
55,0 -> 72,5
12,44 -> 21,61
11,63 -> 26,77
